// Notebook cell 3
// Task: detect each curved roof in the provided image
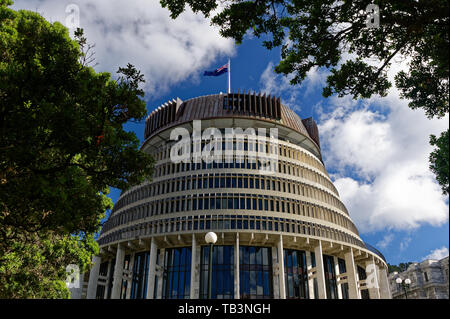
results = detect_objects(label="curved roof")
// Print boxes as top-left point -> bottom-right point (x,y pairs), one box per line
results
143,92 -> 321,150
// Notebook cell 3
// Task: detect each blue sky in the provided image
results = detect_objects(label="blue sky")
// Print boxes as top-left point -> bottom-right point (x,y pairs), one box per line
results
12,0 -> 449,266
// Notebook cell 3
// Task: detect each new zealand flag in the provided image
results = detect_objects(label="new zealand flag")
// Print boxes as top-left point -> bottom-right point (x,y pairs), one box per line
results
203,63 -> 228,76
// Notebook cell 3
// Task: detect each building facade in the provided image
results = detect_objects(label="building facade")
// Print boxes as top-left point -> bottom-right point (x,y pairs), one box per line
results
389,256 -> 449,299
83,92 -> 390,299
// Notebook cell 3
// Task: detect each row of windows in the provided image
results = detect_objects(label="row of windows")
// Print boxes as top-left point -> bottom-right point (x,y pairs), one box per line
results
105,192 -> 357,235
98,214 -> 364,248
114,172 -> 345,216
152,138 -> 327,176
150,156 -> 337,195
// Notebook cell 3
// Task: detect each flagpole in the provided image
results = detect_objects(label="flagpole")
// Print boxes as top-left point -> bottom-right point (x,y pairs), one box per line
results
227,58 -> 231,94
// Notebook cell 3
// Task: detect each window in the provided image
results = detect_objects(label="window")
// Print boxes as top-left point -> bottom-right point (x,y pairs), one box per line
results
338,258 -> 349,299
96,285 -> 106,299
284,249 -> 309,299
200,245 -> 234,299
357,266 -> 370,299
131,252 -> 150,299
162,247 -> 192,299
323,255 -> 338,299
240,246 -> 273,299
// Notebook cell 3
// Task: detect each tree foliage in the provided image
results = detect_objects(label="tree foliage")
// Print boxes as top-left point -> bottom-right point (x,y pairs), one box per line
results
388,262 -> 414,273
0,2 -> 154,297
429,129 -> 449,196
160,0 -> 449,194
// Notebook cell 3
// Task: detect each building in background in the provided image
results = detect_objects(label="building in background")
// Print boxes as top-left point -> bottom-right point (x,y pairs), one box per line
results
83,92 -> 390,299
389,256 -> 449,299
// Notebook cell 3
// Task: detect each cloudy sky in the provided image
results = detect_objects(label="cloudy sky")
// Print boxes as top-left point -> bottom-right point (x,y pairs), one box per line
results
11,0 -> 449,265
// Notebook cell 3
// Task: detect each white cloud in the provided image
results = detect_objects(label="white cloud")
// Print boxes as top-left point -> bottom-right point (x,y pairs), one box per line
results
259,62 -> 328,113
399,236 -> 412,251
319,109 -> 394,178
319,79 -> 449,233
422,246 -> 449,261
11,0 -> 235,98
307,47 -> 449,234
376,233 -> 394,250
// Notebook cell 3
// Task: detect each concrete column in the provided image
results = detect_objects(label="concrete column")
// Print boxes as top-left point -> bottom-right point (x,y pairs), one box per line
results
146,237 -> 158,299
305,251 -> 315,299
277,235 -> 286,299
111,243 -> 125,299
334,256 -> 343,299
314,240 -> 327,299
344,248 -> 359,299
234,233 -> 240,299
156,248 -> 165,299
355,266 -> 362,299
194,242 -> 201,298
190,235 -> 197,299
271,246 -> 280,299
103,260 -> 112,299
366,257 -> 380,299
87,255 -> 101,299
378,266 -> 391,299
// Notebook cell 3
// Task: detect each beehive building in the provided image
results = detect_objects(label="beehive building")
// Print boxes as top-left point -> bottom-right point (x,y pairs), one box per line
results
85,92 -> 391,299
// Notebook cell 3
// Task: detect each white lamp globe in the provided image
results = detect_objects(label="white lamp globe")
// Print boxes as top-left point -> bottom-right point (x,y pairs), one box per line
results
205,232 -> 217,244
396,278 -> 403,284
404,278 -> 411,285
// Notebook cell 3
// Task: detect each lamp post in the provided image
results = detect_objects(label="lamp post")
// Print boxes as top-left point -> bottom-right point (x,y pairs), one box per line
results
396,277 -> 411,299
205,232 -> 217,299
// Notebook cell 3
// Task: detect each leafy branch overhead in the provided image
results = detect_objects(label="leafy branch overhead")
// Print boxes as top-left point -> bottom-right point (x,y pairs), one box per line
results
161,0 -> 449,117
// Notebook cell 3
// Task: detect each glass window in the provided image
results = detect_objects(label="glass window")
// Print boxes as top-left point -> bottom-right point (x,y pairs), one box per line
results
239,246 -> 273,299
130,252 -> 150,299
323,255 -> 338,299
357,266 -> 370,299
200,245 -> 234,299
162,247 -> 192,299
96,285 -> 105,299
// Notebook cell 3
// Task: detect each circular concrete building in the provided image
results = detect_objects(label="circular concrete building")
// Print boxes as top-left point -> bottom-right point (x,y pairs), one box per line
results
85,92 -> 391,299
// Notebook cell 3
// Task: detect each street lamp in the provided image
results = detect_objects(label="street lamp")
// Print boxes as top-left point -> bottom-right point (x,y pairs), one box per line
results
205,232 -> 217,299
396,277 -> 411,299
